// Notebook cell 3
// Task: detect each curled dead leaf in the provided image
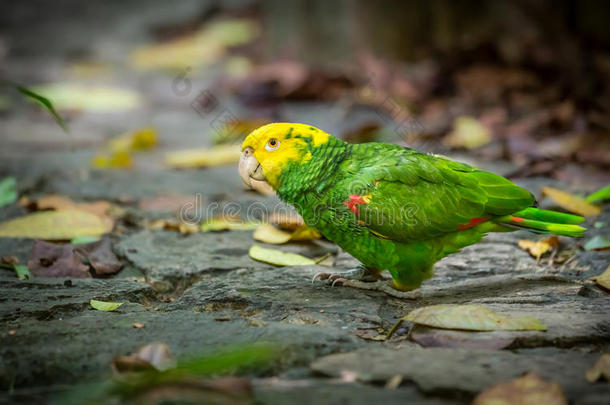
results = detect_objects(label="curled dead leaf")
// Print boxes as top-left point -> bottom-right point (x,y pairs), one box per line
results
28,240 -> 90,278
590,266 -> 610,291
518,236 -> 559,260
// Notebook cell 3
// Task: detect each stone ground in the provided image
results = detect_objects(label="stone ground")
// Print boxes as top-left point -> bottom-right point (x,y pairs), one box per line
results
1,2 -> 609,404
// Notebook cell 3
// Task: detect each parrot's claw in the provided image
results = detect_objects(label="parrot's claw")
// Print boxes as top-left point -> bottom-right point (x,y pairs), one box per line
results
340,280 -> 422,299
312,266 -> 377,285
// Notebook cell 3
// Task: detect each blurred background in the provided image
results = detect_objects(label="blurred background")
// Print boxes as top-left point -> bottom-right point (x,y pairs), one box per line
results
0,0 -> 609,198
1,2 -> 610,404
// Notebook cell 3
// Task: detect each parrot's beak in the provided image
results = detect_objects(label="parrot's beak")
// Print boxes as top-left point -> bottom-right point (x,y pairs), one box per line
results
239,147 -> 266,188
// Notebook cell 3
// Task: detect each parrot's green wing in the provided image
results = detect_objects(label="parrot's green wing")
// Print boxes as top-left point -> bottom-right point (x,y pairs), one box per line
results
343,143 -> 535,241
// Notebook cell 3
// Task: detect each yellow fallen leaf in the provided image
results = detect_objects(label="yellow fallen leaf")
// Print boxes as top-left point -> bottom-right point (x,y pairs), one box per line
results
200,216 -> 259,232
165,145 -> 241,168
90,299 -> 123,311
444,116 -> 492,149
109,127 -> 157,152
473,373 -> 567,405
403,304 -> 546,331
0,210 -> 112,240
91,150 -> 133,169
253,223 -> 321,244
590,266 -> 610,291
248,245 -> 315,266
253,223 -> 291,244
586,353 -> 610,383
130,19 -> 259,71
518,236 -> 559,260
290,225 -> 321,241
541,187 -> 601,217
31,84 -> 142,113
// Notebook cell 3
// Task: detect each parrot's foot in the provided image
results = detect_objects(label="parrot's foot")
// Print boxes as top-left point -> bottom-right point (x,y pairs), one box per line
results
333,279 -> 422,300
312,266 -> 382,287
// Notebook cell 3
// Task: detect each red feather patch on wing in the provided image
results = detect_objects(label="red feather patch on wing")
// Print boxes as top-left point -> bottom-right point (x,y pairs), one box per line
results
457,217 -> 489,230
344,194 -> 371,214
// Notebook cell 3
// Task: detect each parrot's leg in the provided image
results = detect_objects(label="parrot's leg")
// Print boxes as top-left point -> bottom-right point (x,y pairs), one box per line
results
312,265 -> 383,286
335,279 -> 422,299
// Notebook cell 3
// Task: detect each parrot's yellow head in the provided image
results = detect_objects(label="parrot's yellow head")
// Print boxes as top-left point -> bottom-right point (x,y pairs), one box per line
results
239,123 -> 331,189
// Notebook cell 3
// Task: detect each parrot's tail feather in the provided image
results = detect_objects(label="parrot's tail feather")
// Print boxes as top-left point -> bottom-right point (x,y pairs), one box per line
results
495,208 -> 586,237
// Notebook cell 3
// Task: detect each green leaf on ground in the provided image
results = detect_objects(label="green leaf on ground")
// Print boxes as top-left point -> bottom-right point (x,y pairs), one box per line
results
584,235 -> 610,251
0,210 -> 113,240
402,304 -> 547,331
0,177 -> 17,208
200,217 -> 259,232
586,185 -> 610,203
71,235 -> 101,245
248,244 -> 315,266
29,84 -> 142,113
17,86 -> 69,133
90,299 -> 123,311
13,264 -> 31,280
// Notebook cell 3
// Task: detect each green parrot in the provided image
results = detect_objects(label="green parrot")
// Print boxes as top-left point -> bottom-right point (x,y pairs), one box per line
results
239,123 -> 585,296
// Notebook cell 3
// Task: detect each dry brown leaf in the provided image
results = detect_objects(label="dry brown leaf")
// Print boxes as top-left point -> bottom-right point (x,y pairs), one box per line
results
133,322 -> 145,329
590,266 -> 610,291
113,342 -> 176,373
473,373 -> 568,405
0,210 -> 113,240
138,194 -> 198,212
541,187 -> 601,217
28,195 -> 114,219
27,240 -> 90,278
586,353 -> 610,383
518,236 -> 559,260
77,238 -> 123,276
165,144 -> 241,168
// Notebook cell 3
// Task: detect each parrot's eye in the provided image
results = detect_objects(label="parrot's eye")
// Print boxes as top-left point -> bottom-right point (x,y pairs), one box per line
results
265,138 -> 280,151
